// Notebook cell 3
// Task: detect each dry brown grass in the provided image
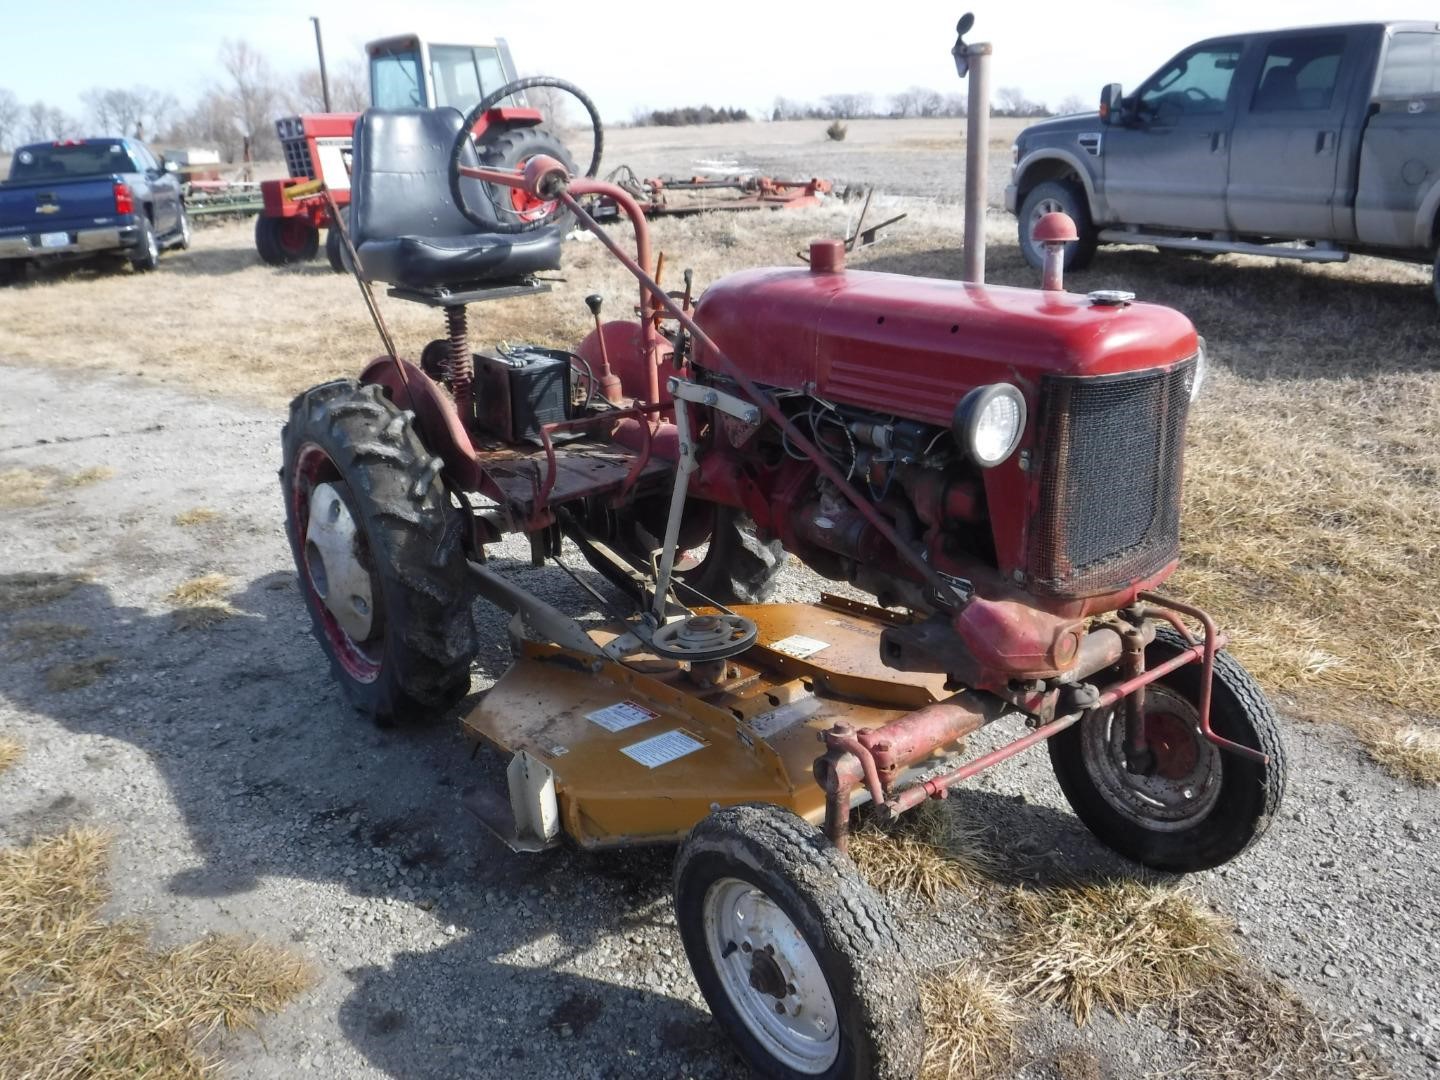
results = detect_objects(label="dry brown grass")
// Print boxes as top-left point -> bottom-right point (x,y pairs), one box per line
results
998,881 -> 1236,1026
0,468 -> 52,508
919,963 -> 1022,1079
6,621 -> 89,656
850,801 -> 995,904
165,574 -> 238,629
0,828 -> 311,1080
44,655 -> 119,692
0,739 -> 20,774
56,465 -> 115,488
173,508 -> 220,527
0,572 -> 88,613
1355,722 -> 1440,786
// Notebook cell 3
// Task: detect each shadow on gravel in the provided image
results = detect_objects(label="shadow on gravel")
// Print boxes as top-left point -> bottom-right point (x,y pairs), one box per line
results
0,570 -> 739,1079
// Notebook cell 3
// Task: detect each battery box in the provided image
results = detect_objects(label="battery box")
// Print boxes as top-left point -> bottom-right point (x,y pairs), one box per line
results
474,347 -> 571,445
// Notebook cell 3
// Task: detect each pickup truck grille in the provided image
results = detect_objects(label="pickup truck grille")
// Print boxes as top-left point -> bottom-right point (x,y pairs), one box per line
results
1026,358 -> 1195,598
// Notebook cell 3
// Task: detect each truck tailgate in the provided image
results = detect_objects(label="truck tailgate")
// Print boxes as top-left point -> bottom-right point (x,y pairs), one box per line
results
0,176 -> 124,240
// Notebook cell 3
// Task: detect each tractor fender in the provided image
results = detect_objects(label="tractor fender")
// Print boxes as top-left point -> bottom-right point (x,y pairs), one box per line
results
359,356 -> 484,490
470,106 -> 544,141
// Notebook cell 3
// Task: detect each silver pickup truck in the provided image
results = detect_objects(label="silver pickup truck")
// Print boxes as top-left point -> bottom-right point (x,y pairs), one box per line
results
1006,21 -> 1440,302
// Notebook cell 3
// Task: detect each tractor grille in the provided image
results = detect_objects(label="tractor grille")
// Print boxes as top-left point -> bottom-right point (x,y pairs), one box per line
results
282,137 -> 313,180
1026,358 -> 1196,597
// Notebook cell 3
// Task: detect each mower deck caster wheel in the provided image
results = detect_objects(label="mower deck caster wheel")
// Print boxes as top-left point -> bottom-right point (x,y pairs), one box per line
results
281,379 -> 478,725
674,804 -> 923,1080
1049,625 -> 1287,873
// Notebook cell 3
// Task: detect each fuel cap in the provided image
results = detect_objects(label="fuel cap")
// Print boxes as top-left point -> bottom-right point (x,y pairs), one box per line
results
1088,289 -> 1136,306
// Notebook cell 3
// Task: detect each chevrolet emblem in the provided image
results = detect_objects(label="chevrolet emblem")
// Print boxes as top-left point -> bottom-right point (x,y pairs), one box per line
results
36,204 -> 60,214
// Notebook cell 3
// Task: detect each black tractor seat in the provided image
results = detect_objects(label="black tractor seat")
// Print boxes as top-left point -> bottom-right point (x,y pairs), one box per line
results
348,107 -> 563,296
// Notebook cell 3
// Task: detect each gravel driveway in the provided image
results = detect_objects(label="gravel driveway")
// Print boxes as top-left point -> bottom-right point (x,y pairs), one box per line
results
0,364 -> 1436,1078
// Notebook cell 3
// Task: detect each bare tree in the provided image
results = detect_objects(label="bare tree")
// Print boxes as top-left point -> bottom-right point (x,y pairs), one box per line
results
0,89 -> 21,152
941,92 -> 967,118
995,86 -> 1049,117
219,39 -> 280,159
822,92 -> 873,119
1056,94 -> 1088,115
81,86 -> 177,139
915,87 -> 944,118
287,59 -> 368,115
523,76 -> 574,129
166,89 -> 244,162
21,101 -> 73,142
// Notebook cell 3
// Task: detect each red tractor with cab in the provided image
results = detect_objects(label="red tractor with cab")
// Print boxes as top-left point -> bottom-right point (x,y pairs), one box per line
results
279,62 -> 1285,1079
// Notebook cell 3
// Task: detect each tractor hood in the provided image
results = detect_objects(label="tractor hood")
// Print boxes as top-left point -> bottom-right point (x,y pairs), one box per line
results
692,266 -> 1198,427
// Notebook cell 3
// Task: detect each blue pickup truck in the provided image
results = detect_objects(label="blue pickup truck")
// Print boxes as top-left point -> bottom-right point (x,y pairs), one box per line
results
0,137 -> 190,284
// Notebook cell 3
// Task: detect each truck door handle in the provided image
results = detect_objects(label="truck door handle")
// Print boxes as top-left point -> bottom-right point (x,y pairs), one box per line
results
1208,131 -> 1227,153
1315,130 -> 1336,153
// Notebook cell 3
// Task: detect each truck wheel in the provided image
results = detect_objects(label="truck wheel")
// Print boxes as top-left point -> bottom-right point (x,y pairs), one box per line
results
280,380 -> 478,725
131,216 -> 160,272
256,216 -> 320,266
173,205 -> 192,251
1018,180 -> 1097,272
674,805 -> 924,1080
1048,625 -> 1287,873
0,260 -> 25,286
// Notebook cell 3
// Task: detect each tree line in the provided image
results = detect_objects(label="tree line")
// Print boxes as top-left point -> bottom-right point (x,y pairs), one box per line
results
773,87 -> 1088,120
0,39 -> 367,161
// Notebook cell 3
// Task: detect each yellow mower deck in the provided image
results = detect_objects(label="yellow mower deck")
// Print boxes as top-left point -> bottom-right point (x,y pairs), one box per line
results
462,596 -> 952,848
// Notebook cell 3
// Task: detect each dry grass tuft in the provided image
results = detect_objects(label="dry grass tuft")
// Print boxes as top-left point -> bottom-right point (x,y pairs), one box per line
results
920,963 -> 1022,1079
44,655 -> 119,692
0,572 -> 88,613
999,881 -> 1236,1026
165,574 -> 237,628
0,828 -> 311,1079
850,801 -> 995,904
0,468 -> 53,509
1176,967 -> 1389,1080
0,739 -> 20,774
173,508 -> 219,527
1356,722 -> 1440,786
6,621 -> 89,656
57,465 -> 115,488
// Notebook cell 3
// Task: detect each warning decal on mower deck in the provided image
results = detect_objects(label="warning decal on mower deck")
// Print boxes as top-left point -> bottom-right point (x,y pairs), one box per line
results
620,730 -> 705,768
587,700 -> 659,733
768,634 -> 831,659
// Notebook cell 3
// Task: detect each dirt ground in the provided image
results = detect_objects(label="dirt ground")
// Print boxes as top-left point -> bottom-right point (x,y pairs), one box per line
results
2,120 -> 1438,1078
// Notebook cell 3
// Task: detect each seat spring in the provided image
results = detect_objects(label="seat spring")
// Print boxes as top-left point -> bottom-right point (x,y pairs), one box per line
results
444,304 -> 473,415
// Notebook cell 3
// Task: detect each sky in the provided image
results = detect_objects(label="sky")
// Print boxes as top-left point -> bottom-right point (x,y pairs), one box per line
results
0,1 -> 1416,124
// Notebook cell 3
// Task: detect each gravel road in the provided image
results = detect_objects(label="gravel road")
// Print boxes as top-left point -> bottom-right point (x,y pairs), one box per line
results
1,364 -> 1436,1079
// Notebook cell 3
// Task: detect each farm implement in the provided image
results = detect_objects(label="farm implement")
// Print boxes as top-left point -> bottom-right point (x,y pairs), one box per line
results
280,45 -> 1287,1078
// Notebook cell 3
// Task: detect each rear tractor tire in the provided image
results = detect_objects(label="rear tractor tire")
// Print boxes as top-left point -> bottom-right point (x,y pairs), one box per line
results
605,501 -> 785,606
1048,625 -> 1287,873
674,804 -> 924,1080
256,215 -> 320,266
280,380 -> 478,725
1018,179 -> 1097,272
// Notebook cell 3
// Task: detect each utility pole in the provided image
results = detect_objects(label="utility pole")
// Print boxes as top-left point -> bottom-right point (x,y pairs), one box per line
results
311,16 -> 333,113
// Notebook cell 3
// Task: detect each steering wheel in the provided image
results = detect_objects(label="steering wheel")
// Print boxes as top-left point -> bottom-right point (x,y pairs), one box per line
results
448,76 -> 604,234
1183,87 -> 1216,106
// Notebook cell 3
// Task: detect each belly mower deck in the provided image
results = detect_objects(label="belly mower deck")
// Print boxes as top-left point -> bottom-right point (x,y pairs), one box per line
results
462,595 -> 955,850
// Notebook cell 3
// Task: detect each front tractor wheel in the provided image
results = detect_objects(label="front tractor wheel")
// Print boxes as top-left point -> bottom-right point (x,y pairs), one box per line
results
256,215 -> 320,266
1048,626 -> 1287,873
281,380 -> 478,724
674,804 -> 924,1080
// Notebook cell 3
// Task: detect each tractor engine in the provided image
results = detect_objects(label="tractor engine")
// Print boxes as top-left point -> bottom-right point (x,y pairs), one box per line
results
684,251 -> 1204,693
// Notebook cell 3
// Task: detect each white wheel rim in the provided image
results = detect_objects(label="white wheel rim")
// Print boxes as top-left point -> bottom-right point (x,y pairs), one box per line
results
702,877 -> 839,1074
304,481 -> 376,642
1080,684 -> 1223,831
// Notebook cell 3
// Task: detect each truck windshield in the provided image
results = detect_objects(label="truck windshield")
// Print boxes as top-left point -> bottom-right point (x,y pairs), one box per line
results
371,48 -> 423,109
1139,42 -> 1243,118
7,141 -> 137,182
429,44 -> 508,112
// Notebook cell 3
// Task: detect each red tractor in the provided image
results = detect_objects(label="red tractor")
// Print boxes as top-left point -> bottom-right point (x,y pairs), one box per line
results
281,76 -> 1285,1079
256,33 -> 543,271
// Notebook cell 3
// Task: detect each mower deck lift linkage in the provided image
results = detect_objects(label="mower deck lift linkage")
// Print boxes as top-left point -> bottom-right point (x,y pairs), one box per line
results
456,156 -> 1267,848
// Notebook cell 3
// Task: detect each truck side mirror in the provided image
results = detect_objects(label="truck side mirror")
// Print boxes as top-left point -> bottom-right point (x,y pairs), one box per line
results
1099,83 -> 1123,125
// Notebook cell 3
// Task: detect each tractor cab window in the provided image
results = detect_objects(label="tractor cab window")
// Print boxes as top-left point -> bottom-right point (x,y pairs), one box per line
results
370,48 -> 423,109
430,44 -> 508,114
1137,42 -> 1243,120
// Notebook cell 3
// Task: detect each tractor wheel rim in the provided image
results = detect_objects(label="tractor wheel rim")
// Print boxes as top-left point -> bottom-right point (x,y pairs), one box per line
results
1080,683 -> 1223,831
703,877 -> 839,1074
505,157 -> 557,222
293,444 -> 382,682
280,219 -> 311,254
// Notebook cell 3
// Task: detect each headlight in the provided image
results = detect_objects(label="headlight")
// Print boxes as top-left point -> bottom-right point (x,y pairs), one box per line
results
953,383 -> 1027,468
1189,336 -> 1207,401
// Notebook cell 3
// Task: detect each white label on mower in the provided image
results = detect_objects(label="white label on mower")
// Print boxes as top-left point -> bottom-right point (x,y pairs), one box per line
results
587,700 -> 659,733
748,696 -> 824,739
769,634 -> 831,659
621,730 -> 704,768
